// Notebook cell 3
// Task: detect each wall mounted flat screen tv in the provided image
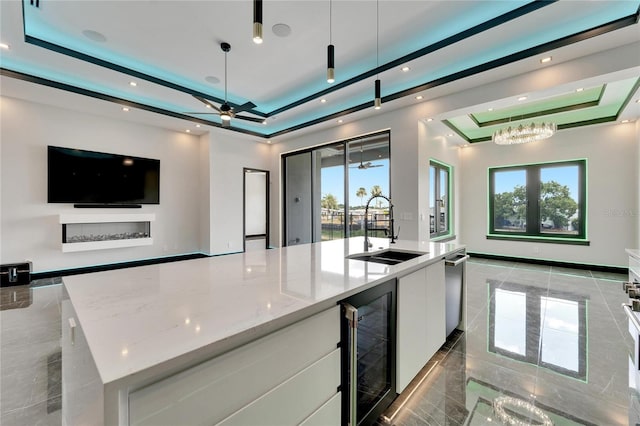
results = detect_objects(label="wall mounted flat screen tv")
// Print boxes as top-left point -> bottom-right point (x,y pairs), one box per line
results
48,146 -> 160,205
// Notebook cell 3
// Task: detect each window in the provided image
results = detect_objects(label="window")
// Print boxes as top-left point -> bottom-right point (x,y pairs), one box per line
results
429,160 -> 452,239
488,159 -> 587,243
283,131 -> 390,245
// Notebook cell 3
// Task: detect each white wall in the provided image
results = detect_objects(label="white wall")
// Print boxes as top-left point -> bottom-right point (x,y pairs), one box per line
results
0,96 -> 202,273
459,123 -> 638,268
204,132 -> 271,255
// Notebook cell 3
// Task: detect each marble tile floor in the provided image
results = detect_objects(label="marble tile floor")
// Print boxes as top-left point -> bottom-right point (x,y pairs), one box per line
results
379,259 -> 636,426
0,261 -> 635,425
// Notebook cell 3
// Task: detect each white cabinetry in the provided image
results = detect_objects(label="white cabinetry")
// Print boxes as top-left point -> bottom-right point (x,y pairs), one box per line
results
396,260 -> 445,392
128,306 -> 341,426
61,291 -> 104,425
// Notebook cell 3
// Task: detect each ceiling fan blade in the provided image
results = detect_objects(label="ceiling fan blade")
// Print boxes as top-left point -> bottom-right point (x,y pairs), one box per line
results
234,114 -> 265,123
233,101 -> 257,114
183,112 -> 219,115
193,95 -> 222,113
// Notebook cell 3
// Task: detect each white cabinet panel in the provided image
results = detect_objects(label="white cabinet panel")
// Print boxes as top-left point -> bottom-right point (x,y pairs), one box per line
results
299,392 -> 342,426
129,306 -> 339,426
217,349 -> 341,426
396,261 -> 446,393
61,296 -> 104,426
425,260 -> 446,362
397,267 -> 428,392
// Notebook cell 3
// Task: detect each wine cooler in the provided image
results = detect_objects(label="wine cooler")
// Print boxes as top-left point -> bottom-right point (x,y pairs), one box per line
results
341,278 -> 397,425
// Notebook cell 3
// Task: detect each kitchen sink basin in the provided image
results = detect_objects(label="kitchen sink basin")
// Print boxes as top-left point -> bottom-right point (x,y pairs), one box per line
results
347,249 -> 427,265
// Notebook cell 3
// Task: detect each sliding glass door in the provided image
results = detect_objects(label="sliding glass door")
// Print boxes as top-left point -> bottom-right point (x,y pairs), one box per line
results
283,131 -> 390,246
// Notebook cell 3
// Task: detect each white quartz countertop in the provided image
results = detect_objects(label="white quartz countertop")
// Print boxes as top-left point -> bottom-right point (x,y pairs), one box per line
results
627,249 -> 640,261
62,237 -> 463,384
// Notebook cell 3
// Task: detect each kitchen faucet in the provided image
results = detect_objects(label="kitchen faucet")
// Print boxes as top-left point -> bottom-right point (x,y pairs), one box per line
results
363,194 -> 397,251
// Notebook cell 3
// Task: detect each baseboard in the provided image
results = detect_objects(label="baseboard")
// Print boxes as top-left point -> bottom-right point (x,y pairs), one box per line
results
467,252 -> 627,275
31,253 -> 209,279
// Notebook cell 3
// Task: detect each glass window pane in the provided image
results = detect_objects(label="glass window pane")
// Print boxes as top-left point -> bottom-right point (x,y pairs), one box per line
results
318,144 -> 344,241
539,165 -> 580,235
429,166 -> 436,234
494,289 -> 526,356
493,169 -> 527,232
348,138 -> 390,238
540,297 -> 579,372
439,168 -> 448,234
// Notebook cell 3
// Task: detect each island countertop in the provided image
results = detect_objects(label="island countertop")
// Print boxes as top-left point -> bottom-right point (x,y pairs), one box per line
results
62,237 -> 464,385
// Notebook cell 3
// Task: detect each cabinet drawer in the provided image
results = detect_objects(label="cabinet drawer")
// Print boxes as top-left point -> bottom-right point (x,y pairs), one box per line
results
299,392 -> 341,426
217,349 -> 341,426
129,306 -> 340,426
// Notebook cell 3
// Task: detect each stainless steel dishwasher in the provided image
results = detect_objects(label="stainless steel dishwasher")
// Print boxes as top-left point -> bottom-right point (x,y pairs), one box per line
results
444,252 -> 468,336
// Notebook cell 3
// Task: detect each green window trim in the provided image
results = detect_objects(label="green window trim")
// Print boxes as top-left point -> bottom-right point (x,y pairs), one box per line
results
430,159 -> 453,239
488,159 -> 587,241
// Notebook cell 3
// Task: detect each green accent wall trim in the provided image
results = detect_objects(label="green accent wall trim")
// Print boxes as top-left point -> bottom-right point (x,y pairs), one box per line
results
486,234 -> 590,245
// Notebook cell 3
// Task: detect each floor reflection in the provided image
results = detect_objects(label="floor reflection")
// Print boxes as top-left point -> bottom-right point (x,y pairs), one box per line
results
379,259 -> 632,426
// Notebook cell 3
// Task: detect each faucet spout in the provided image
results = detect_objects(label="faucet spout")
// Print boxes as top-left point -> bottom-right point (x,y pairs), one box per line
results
363,194 -> 396,252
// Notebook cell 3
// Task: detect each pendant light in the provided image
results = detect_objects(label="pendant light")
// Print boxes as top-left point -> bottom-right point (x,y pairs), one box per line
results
374,0 -> 381,109
327,0 -> 335,83
253,0 -> 263,44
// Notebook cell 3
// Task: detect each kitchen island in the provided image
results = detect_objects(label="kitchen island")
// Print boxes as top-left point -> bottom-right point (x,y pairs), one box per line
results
61,237 -> 465,425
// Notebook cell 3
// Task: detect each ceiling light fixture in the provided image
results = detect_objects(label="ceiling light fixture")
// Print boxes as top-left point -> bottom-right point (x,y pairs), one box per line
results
401,66 -> 410,72
518,96 -> 528,101
327,0 -> 335,83
122,107 -> 129,112
540,56 -> 552,63
576,87 -> 584,92
253,0 -> 263,44
0,43 -> 9,50
374,0 -> 381,110
415,95 -> 423,100
129,81 -> 137,87
493,122 -> 556,145
321,98 -> 327,103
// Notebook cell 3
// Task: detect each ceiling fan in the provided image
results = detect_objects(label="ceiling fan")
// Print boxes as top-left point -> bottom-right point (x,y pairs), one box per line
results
350,144 -> 384,169
186,42 -> 264,127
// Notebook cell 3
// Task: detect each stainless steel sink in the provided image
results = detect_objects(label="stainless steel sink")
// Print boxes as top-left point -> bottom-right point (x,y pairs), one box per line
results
347,249 -> 427,265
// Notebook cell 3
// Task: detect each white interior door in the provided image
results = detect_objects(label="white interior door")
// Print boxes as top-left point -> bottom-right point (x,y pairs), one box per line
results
244,169 -> 268,251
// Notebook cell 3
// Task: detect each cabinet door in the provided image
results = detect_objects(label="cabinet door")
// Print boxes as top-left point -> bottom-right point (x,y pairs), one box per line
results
396,261 -> 446,393
397,267 -> 428,392
61,297 -> 104,425
425,261 -> 446,362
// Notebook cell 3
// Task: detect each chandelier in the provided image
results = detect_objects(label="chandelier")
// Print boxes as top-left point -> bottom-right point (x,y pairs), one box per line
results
492,122 -> 557,145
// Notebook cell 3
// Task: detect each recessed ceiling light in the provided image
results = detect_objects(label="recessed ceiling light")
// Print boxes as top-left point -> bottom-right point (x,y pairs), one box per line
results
576,87 -> 584,92
447,133 -> 454,137
426,118 -> 433,122
186,129 -> 191,133
621,119 -> 630,123
338,119 -> 344,123
272,23 -> 292,37
320,98 -> 327,103
82,29 -> 107,43
205,76 -> 220,85
129,81 -> 137,87
122,107 -> 129,112
262,120 -> 267,125
401,66 -> 410,72
518,96 -> 528,101
205,104 -> 212,109
540,56 -> 552,63
0,43 -> 9,50
195,124 -> 201,128
267,140 -> 272,144
488,108 -> 494,111
415,95 -> 423,100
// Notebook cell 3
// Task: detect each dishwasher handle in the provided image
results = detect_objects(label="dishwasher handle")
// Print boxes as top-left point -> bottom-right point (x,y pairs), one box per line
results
445,254 -> 469,267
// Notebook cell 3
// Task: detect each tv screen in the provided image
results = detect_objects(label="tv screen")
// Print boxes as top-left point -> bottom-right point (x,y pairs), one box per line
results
48,146 -> 160,205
